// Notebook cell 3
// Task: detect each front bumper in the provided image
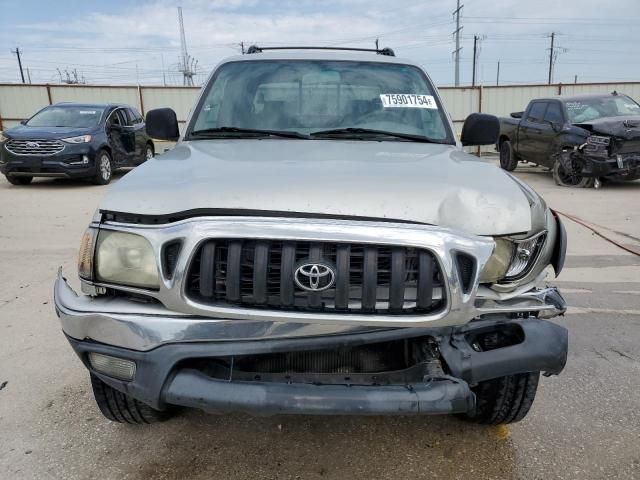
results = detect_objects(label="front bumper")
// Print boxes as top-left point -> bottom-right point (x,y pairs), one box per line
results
65,315 -> 567,415
576,152 -> 640,178
0,143 -> 97,178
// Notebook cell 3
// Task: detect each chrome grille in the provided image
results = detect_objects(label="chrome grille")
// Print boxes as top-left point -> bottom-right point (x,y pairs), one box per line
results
5,139 -> 65,156
185,239 -> 448,314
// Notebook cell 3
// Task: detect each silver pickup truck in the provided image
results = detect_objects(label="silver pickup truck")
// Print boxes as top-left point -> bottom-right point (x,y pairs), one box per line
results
54,47 -> 568,426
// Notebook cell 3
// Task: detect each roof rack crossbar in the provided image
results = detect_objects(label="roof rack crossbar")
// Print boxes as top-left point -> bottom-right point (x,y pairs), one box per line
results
246,45 -> 395,57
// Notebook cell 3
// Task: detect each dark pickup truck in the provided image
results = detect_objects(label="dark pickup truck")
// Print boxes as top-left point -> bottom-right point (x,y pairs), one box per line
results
497,93 -> 640,187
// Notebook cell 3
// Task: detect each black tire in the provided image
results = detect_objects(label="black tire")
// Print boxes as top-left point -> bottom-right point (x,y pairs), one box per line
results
90,373 -> 174,424
499,140 -> 518,171
553,154 -> 594,188
92,149 -> 113,185
143,142 -> 154,163
462,372 -> 540,424
6,175 -> 33,185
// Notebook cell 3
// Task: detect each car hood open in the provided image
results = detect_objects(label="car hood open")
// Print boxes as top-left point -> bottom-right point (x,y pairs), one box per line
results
100,139 -> 534,236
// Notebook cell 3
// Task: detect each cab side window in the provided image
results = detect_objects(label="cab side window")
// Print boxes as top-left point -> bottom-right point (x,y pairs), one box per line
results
527,102 -> 547,123
544,103 -> 564,124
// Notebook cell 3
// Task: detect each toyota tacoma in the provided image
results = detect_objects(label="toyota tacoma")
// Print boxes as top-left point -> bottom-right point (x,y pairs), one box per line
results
54,47 -> 568,425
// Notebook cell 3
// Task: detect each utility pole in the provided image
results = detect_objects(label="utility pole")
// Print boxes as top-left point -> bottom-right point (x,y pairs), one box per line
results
241,41 -> 245,54
26,68 -> 32,84
161,53 -> 167,86
11,47 -> 26,83
452,0 -> 463,86
496,60 -> 500,86
548,32 -> 555,84
375,38 -> 379,50
574,74 -> 578,84
472,35 -> 478,86
177,6 -> 196,86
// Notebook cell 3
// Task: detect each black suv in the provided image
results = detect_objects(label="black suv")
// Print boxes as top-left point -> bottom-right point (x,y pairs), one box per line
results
0,103 -> 154,185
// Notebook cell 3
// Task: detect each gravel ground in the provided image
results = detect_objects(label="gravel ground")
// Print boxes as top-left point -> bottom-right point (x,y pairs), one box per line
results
0,160 -> 639,479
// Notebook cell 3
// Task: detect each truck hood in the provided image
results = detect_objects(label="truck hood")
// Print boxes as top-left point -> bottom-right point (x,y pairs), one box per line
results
100,139 -> 534,236
574,115 -> 640,140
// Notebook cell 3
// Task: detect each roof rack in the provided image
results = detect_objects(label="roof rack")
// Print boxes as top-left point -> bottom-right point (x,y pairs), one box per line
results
245,45 -> 395,57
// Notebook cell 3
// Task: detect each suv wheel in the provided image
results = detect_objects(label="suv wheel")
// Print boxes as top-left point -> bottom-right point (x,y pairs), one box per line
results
144,143 -> 154,162
462,372 -> 539,424
499,140 -> 518,171
6,175 -> 33,185
93,150 -> 113,185
90,374 -> 174,424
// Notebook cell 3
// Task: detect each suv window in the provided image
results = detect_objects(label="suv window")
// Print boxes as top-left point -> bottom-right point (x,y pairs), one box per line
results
544,102 -> 563,123
189,60 -> 453,143
126,108 -> 143,124
527,102 -> 547,123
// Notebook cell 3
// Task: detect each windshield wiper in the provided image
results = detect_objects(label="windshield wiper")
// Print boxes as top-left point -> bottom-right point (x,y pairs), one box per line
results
310,127 -> 447,144
190,127 -> 309,140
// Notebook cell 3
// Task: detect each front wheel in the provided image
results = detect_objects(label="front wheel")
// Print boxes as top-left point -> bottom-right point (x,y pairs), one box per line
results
143,142 -> 154,163
462,372 -> 540,424
6,175 -> 33,185
499,140 -> 518,171
90,374 -> 174,424
92,149 -> 113,185
553,153 -> 594,188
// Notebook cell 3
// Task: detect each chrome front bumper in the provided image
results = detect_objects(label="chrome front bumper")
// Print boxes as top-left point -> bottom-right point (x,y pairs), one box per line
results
54,269 -> 566,351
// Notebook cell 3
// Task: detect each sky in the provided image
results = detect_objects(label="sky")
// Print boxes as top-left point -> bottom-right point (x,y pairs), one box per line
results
0,0 -> 639,87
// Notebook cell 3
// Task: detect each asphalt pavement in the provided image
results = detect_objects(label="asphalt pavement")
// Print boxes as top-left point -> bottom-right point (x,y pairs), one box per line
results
0,160 -> 639,480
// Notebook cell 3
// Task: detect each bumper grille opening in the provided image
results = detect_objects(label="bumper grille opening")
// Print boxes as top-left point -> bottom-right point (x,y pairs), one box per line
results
180,337 -> 444,386
185,239 -> 447,314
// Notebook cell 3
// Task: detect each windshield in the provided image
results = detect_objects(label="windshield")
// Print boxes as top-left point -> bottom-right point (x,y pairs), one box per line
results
26,106 -> 104,128
189,60 -> 453,143
565,95 -> 640,123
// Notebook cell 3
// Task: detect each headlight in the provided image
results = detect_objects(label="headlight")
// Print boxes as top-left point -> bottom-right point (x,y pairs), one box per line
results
479,239 -> 514,283
95,231 -> 159,289
0,132 -> 8,143
480,232 -> 547,284
62,134 -> 92,144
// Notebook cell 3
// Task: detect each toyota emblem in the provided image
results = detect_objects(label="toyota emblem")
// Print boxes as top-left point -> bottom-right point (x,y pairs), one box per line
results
294,262 -> 336,292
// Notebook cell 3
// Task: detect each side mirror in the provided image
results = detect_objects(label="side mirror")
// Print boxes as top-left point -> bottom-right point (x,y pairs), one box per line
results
510,111 -> 523,119
145,108 -> 180,141
20,119 -> 27,125
461,113 -> 500,146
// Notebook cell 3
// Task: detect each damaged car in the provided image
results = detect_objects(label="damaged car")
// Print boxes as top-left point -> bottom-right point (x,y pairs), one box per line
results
54,46 -> 568,426
498,92 -> 640,187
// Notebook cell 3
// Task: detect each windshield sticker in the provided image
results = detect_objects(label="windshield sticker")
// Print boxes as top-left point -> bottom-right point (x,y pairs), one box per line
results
565,102 -> 588,110
79,110 -> 97,114
380,94 -> 438,109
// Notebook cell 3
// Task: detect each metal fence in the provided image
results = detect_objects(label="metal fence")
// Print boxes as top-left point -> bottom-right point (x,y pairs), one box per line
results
1,81 -> 639,134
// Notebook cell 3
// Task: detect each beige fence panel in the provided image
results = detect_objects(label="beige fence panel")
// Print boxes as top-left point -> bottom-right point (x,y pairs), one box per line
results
49,85 -> 140,110
1,81 -> 639,135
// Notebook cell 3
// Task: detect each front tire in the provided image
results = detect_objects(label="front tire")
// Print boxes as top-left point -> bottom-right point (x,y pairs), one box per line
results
499,140 -> 518,171
6,175 -> 33,185
90,374 -> 173,424
93,149 -> 113,185
462,372 -> 540,424
553,153 -> 594,188
144,142 -> 154,162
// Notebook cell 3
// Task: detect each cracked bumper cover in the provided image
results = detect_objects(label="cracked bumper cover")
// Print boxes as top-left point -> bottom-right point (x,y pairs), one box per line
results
56,270 -> 568,415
